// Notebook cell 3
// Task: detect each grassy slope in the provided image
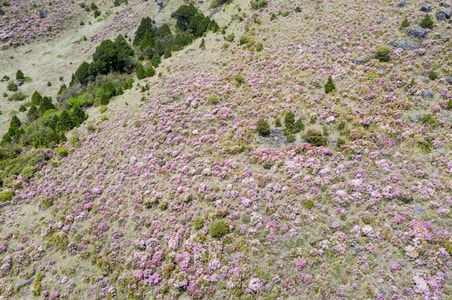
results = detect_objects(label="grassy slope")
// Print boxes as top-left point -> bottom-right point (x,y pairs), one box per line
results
0,0 -> 451,299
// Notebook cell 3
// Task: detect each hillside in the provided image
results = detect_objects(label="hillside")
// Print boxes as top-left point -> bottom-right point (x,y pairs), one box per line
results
0,0 -> 451,299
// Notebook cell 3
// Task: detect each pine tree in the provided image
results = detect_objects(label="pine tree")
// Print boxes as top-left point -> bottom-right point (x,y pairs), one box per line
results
39,97 -> 56,113
324,76 -> 336,94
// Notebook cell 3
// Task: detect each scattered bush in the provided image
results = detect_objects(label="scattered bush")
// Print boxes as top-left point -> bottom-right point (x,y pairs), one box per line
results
419,14 -> 433,29
324,76 -> 336,94
233,74 -> 245,87
55,146 -> 69,157
136,64 -> 155,79
224,33 -> 235,42
284,111 -> 295,131
448,99 -> 452,110
251,0 -> 267,9
257,118 -> 270,136
375,45 -> 391,62
7,82 -> 18,91
286,134 -> 296,142
193,217 -> 204,230
208,93 -> 220,105
20,165 -> 36,181
427,70 -> 437,81
39,198 -> 53,209
69,135 -> 80,147
401,18 -> 410,28
293,118 -> 305,133
337,137 -> 346,148
304,199 -> 314,210
99,105 -> 108,113
16,69 -> 24,81
303,129 -> 327,146
209,219 -> 229,238
0,190 -> 13,202
8,92 -> 27,101
274,117 -> 281,127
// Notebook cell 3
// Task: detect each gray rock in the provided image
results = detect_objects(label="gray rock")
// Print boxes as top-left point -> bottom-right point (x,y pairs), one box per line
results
396,1 -> 407,7
409,113 -> 420,122
445,77 -> 452,84
420,3 -> 431,12
328,136 -> 337,148
422,90 -> 434,98
354,55 -> 374,64
436,8 -> 452,21
390,39 -> 421,50
413,205 -> 427,216
408,27 -> 428,39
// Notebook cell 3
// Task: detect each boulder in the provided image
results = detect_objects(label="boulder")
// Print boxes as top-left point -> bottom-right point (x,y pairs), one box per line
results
409,113 -> 420,122
422,90 -> 434,98
445,77 -> 452,84
420,3 -> 431,12
436,8 -> 452,21
408,27 -> 428,39
396,1 -> 407,8
354,54 -> 374,65
390,39 -> 421,50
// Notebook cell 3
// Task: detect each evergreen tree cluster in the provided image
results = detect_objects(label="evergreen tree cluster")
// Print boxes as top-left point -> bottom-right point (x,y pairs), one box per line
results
72,35 -> 134,86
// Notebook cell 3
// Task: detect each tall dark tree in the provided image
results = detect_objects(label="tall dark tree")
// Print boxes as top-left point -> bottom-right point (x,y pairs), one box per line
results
74,61 -> 92,85
133,17 -> 157,46
56,110 -> 74,131
39,97 -> 56,113
70,106 -> 87,126
92,40 -> 121,74
31,91 -> 43,106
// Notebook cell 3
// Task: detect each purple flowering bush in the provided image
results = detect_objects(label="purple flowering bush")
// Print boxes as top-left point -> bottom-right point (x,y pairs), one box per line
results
0,0 -> 451,299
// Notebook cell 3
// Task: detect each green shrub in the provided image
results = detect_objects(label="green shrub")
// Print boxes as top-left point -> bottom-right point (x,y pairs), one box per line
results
98,105 -> 108,113
274,117 -> 281,127
419,114 -> 437,126
20,165 -> 36,181
251,0 -> 267,9
234,74 -> 245,87
401,18 -> 410,28
303,129 -> 327,146
419,14 -> 433,29
0,190 -> 13,202
39,198 -> 53,209
257,118 -> 270,136
209,219 -> 229,238
427,70 -> 437,81
208,93 -> 220,105
158,202 -> 168,210
8,92 -> 27,101
136,64 -> 155,79
324,76 -> 336,94
304,199 -> 314,209
239,35 -> 251,45
16,69 -> 24,81
32,271 -> 44,296
224,33 -> 235,42
7,82 -> 18,91
56,146 -> 69,157
336,137 -> 346,148
193,217 -> 204,230
448,99 -> 452,110
293,118 -> 305,133
284,111 -> 295,131
286,134 -> 296,142
375,46 -> 391,62
69,135 -> 80,147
